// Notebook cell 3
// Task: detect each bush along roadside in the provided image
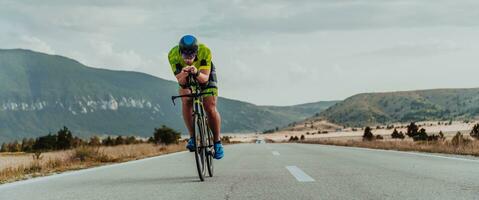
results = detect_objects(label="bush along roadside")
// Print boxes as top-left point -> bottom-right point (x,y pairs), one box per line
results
0,125 -> 185,184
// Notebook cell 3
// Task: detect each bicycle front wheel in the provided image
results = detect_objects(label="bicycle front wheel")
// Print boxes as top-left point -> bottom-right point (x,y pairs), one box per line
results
193,115 -> 206,181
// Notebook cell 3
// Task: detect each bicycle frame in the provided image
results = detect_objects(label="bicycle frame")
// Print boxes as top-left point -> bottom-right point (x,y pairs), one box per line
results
171,74 -> 215,181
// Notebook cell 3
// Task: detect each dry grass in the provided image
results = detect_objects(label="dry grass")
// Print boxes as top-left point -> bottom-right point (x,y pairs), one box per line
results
0,142 -> 186,184
301,138 -> 479,156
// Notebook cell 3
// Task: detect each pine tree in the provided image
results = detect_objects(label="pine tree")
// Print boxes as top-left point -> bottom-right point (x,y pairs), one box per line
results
57,126 -> 73,150
470,123 -> 479,139
363,127 -> 374,141
406,122 -> 419,138
1,143 -> 8,152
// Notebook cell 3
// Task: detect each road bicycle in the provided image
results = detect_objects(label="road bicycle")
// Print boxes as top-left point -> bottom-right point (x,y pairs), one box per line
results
171,75 -> 215,181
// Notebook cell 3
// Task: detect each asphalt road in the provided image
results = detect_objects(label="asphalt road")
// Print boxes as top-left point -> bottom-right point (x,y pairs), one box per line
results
1,143 -> 478,200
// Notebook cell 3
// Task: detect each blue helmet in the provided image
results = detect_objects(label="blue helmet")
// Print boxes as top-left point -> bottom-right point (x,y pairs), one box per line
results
179,35 -> 198,57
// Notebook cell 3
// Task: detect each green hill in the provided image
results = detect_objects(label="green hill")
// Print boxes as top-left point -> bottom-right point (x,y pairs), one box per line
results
319,88 -> 479,127
0,49 -> 336,142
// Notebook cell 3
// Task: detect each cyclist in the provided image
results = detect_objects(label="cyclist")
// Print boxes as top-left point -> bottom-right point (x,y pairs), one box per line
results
168,35 -> 224,159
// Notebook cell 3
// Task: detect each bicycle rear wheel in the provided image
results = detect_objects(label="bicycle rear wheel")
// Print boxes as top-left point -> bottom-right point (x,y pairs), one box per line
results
205,120 -> 214,177
193,115 -> 206,181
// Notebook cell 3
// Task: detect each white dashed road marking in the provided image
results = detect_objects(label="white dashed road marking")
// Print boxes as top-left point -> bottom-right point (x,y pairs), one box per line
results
286,166 -> 315,182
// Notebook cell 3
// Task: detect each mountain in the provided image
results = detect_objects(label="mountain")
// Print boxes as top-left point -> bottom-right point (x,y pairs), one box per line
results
318,88 -> 479,127
260,101 -> 340,121
0,49 -> 336,143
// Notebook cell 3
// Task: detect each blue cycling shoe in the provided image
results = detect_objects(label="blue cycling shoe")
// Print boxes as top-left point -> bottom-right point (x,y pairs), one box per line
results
186,137 -> 195,152
213,141 -> 224,159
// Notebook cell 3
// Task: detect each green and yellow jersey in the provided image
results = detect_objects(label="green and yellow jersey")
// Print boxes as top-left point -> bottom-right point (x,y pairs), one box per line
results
168,43 -> 218,96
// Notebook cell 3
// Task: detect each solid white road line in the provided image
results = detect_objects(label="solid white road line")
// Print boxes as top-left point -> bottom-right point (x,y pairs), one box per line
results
286,166 -> 315,182
340,145 -> 479,164
0,151 -> 188,189
272,151 -> 280,156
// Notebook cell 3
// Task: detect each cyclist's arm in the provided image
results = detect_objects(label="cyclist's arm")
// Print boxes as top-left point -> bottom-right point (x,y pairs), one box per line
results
196,69 -> 210,84
196,47 -> 212,84
176,70 -> 189,85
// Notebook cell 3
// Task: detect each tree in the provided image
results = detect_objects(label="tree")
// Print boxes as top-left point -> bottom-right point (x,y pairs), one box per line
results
89,136 -> 101,146
21,138 -> 35,152
153,125 -> 181,145
56,126 -> 73,150
300,135 -> 305,140
125,136 -> 137,145
363,127 -> 374,141
8,140 -> 21,152
470,123 -> 479,139
33,134 -> 57,151
115,136 -> 125,145
102,136 -> 115,146
1,143 -> 8,152
406,122 -> 419,138
71,136 -> 85,147
147,136 -> 155,143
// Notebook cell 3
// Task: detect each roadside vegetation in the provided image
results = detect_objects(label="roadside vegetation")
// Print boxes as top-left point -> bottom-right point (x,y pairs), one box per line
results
0,125 -> 189,184
298,122 -> 479,157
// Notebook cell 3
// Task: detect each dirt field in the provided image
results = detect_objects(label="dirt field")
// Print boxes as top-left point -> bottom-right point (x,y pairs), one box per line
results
240,121 -> 477,142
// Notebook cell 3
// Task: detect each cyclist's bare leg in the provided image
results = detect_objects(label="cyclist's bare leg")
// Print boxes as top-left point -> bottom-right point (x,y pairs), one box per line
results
203,96 -> 221,142
180,88 -> 194,137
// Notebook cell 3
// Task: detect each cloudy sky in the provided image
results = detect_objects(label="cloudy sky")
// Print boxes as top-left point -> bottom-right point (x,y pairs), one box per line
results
1,0 -> 479,105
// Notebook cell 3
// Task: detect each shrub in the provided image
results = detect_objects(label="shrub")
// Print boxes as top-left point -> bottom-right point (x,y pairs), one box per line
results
376,135 -> 384,140
72,146 -> 109,162
391,128 -> 405,139
289,136 -> 299,142
412,128 -> 428,141
89,136 -> 101,146
363,127 -> 374,141
147,136 -> 155,143
221,136 -> 231,143
300,135 -> 305,140
32,151 -> 42,160
470,123 -> 479,139
427,134 -> 439,141
438,131 -> 445,141
451,132 -> 471,147
25,161 -> 42,174
153,125 -> 181,145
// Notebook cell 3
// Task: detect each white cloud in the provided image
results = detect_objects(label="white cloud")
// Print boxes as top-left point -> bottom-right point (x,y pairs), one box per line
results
1,1 -> 479,105
91,40 -> 143,68
18,35 -> 55,54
